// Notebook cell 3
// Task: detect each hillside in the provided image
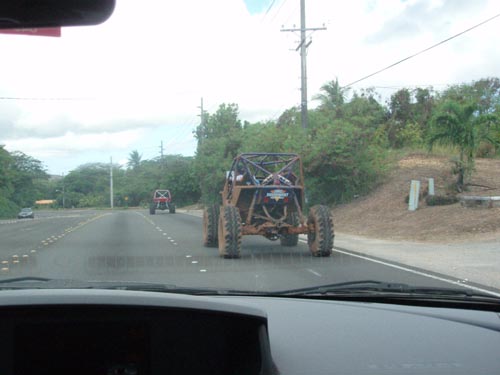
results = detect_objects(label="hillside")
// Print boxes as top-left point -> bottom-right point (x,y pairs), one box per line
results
332,154 -> 500,242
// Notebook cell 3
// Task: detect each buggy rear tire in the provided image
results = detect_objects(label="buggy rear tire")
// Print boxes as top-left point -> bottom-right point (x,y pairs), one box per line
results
203,205 -> 219,247
218,205 -> 242,258
149,203 -> 156,215
169,204 -> 176,214
307,205 -> 334,257
280,211 -> 300,247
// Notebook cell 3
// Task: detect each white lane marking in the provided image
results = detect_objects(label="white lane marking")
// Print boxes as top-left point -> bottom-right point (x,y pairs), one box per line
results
191,261 -> 198,264
307,269 -> 322,277
333,248 -> 500,298
200,269 -> 207,273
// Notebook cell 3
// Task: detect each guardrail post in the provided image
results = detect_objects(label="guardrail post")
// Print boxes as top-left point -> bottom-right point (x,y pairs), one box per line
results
428,178 -> 435,196
409,180 -> 420,211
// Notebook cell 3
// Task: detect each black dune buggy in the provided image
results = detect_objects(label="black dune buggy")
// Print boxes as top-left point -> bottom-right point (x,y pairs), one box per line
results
203,153 -> 334,258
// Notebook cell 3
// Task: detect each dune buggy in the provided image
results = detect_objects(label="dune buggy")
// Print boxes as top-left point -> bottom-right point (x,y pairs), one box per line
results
203,153 -> 334,258
149,189 -> 176,214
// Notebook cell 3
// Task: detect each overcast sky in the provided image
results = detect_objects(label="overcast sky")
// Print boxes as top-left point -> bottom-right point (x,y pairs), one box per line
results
1,0 -> 499,175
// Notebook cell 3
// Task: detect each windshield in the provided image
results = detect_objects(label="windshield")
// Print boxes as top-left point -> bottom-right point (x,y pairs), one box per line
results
0,0 -> 499,299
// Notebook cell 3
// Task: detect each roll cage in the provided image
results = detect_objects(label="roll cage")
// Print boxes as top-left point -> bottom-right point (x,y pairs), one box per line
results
224,153 -> 304,198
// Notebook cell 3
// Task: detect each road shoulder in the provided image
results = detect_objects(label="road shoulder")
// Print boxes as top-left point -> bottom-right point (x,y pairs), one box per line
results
333,232 -> 500,291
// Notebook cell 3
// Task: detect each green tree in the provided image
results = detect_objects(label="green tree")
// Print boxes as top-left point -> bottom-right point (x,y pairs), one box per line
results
0,147 -> 49,216
194,103 -> 243,203
0,146 -> 14,199
386,88 -> 413,148
342,89 -> 387,132
428,100 -> 499,191
413,87 -> 435,134
303,118 -> 387,204
313,78 -> 350,117
441,78 -> 500,115
162,156 -> 200,206
63,163 -> 123,207
277,107 -> 300,128
9,151 -> 49,207
127,150 -> 143,170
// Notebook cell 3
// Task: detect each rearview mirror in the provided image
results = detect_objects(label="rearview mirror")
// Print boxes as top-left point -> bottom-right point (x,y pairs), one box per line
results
0,0 -> 115,29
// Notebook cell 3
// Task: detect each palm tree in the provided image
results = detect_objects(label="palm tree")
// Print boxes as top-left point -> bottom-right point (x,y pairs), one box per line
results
127,150 -> 142,170
428,100 -> 498,191
313,78 -> 350,114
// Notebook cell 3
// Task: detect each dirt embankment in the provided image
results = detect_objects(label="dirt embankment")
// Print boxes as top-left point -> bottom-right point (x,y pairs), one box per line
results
332,154 -> 500,242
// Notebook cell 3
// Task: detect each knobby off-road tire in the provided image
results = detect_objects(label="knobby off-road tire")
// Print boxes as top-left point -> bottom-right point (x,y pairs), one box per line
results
203,205 -> 219,247
307,205 -> 334,257
280,211 -> 300,247
149,203 -> 156,215
218,205 -> 242,258
169,203 -> 176,214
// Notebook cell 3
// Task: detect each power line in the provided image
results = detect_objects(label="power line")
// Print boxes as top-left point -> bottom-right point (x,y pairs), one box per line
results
0,96 -> 92,101
370,84 -> 447,89
281,0 -> 298,26
269,0 -> 289,24
343,12 -> 500,88
270,101 -> 300,121
264,0 -> 276,16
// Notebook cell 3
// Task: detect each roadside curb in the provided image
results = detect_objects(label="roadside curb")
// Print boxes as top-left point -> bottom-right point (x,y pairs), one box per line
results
177,209 -> 203,218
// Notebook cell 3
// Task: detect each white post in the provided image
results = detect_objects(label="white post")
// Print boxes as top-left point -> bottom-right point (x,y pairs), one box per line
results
428,178 -> 435,196
409,180 -> 420,211
110,157 -> 114,209
62,172 -> 65,209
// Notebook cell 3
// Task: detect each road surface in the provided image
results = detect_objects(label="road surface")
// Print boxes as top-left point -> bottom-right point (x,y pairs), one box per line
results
0,209 -> 497,294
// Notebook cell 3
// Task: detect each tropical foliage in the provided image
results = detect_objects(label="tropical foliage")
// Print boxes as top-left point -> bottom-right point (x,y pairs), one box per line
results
0,147 -> 50,218
1,77 -> 499,217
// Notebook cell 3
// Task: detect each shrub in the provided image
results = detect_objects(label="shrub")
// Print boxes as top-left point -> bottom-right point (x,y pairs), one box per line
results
425,195 -> 458,206
0,196 -> 19,219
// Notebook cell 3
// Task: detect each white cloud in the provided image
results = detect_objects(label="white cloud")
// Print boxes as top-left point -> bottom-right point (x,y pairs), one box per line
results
3,129 -> 144,158
1,0 -> 499,173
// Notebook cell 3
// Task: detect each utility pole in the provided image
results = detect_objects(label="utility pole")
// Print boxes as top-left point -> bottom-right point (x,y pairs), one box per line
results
57,173 -> 66,209
197,97 -> 204,145
109,157 -> 114,209
62,172 -> 65,209
281,0 -> 326,129
159,140 -> 164,160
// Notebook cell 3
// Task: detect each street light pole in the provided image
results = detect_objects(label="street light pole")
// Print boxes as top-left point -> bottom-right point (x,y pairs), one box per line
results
62,173 -> 65,209
110,157 -> 114,209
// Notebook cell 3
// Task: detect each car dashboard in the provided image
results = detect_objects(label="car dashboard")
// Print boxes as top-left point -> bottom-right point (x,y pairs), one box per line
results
0,289 -> 499,375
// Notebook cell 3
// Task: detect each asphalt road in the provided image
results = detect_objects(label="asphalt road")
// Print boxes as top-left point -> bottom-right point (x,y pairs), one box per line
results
0,209 -> 485,292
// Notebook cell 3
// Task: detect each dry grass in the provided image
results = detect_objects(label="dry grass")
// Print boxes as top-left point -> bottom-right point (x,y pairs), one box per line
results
333,154 -> 500,242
